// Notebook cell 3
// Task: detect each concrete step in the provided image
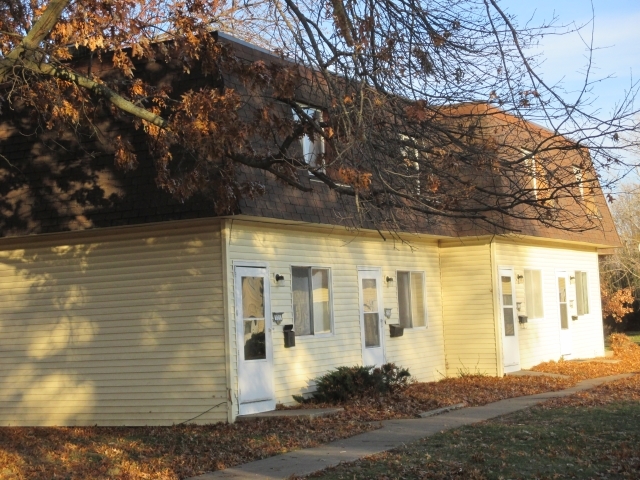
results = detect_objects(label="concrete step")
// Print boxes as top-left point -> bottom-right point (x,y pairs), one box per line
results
506,370 -> 570,379
236,407 -> 344,422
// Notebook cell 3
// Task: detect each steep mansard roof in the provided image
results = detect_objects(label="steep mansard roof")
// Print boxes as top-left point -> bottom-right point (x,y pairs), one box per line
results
0,34 -> 620,247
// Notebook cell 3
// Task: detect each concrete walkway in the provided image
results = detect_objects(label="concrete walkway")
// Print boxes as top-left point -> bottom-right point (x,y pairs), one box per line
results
191,373 -> 634,480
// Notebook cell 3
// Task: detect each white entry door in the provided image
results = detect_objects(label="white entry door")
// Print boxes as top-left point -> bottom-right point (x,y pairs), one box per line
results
498,268 -> 520,372
234,266 -> 275,415
358,268 -> 385,367
557,271 -> 572,357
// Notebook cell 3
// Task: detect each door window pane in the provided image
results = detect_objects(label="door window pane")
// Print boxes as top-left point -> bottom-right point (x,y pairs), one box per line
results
364,313 -> 380,347
503,308 -> 515,336
244,319 -> 266,360
558,277 -> 569,329
558,277 -> 566,302
560,304 -> 569,329
362,277 -> 380,348
242,277 -> 264,319
362,278 -> 378,313
501,276 -> 513,306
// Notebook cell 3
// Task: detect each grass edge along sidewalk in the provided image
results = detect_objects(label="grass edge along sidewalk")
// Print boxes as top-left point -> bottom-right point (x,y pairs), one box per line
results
192,373 -> 634,480
307,378 -> 640,480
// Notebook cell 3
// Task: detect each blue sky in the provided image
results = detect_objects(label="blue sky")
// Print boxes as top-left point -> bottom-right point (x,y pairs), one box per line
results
500,0 -> 640,118
499,0 -> 640,184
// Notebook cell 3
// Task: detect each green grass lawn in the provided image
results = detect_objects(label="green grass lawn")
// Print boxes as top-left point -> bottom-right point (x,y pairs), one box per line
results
605,331 -> 640,351
309,402 -> 640,479
625,331 -> 640,344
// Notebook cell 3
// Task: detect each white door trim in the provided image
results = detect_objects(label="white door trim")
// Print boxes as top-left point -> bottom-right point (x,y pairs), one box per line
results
498,267 -> 521,373
357,267 -> 386,367
233,260 -> 269,268
234,265 -> 276,415
556,270 -> 572,357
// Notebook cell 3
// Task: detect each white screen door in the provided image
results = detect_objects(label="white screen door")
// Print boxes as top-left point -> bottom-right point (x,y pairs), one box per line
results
358,268 -> 385,367
499,268 -> 520,372
235,266 -> 275,415
557,271 -> 572,357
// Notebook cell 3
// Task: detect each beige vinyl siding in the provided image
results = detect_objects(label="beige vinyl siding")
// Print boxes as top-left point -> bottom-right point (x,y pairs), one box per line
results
0,219 -> 227,426
494,239 -> 605,367
225,220 -> 446,414
439,239 -> 499,377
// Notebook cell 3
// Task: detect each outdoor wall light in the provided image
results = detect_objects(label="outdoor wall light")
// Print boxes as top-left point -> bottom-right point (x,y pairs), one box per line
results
516,302 -> 522,312
272,312 -> 284,325
384,308 -> 392,319
569,275 -> 576,284
385,276 -> 394,283
516,274 -> 524,284
275,273 -> 285,282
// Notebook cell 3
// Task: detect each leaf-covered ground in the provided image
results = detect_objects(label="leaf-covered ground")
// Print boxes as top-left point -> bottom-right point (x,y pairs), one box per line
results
541,373 -> 640,410
0,376 -> 574,479
532,333 -> 640,380
2,335 -> 639,479
0,416 -> 375,480
306,375 -> 640,480
307,374 -> 574,422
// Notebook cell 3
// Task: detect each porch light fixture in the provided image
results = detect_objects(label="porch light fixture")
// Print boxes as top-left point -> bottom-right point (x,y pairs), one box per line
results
272,312 -> 284,325
384,308 -> 392,319
275,273 -> 285,282
385,276 -> 394,283
516,274 -> 524,284
516,302 -> 522,312
569,275 -> 575,284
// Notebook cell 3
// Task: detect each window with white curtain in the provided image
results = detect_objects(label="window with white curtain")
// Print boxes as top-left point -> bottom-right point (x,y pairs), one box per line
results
397,271 -> 427,328
292,267 -> 332,335
293,106 -> 325,170
524,269 -> 544,319
575,270 -> 590,315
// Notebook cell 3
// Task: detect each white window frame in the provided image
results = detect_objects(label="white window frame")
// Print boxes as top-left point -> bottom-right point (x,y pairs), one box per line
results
573,166 -> 601,218
522,149 -> 556,209
524,268 -> 544,319
573,166 -> 584,198
400,134 -> 421,195
522,149 -> 540,200
290,265 -> 334,337
293,105 -> 325,172
395,270 -> 428,329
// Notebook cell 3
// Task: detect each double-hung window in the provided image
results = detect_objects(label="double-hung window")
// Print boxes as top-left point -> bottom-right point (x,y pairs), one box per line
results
524,269 -> 544,319
397,271 -> 427,328
575,270 -> 590,315
523,150 -> 552,206
400,134 -> 421,195
292,267 -> 332,335
573,166 -> 600,217
293,106 -> 325,170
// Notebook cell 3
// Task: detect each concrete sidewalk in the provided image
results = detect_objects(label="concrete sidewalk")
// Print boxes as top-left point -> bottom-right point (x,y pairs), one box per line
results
191,373 -> 634,480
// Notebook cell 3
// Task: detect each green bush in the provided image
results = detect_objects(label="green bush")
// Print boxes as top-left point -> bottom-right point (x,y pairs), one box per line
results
294,363 -> 410,404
